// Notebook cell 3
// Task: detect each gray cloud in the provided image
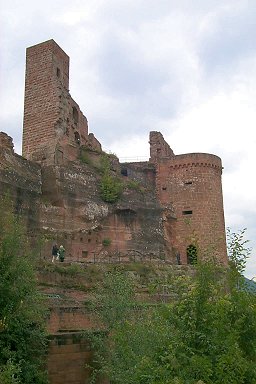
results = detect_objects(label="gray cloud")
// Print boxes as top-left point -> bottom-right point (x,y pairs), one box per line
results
198,4 -> 256,76
96,38 -> 167,97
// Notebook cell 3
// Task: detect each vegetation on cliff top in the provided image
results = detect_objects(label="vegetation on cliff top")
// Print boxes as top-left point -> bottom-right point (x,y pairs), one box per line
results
99,154 -> 123,203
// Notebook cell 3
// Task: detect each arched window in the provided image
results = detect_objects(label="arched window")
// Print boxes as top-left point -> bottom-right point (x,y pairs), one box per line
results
187,244 -> 197,265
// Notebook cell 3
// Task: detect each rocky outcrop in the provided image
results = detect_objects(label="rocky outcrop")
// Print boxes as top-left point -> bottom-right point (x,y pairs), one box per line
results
0,132 -> 41,231
0,135 -> 175,263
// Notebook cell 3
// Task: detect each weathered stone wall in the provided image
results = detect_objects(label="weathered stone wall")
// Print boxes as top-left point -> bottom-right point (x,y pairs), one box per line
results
0,132 -> 41,232
154,151 -> 227,264
22,40 -> 66,159
22,40 -> 101,164
47,306 -> 94,334
149,131 -> 175,162
47,333 -> 93,384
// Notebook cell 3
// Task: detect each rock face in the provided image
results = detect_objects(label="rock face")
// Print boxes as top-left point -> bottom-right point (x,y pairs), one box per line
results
0,39 -> 227,266
38,156 -> 167,263
0,132 -> 41,233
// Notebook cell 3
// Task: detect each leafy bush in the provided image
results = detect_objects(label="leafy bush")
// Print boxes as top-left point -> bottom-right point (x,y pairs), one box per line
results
126,179 -> 144,193
89,231 -> 256,384
102,238 -> 111,247
100,173 -> 123,203
0,198 -> 48,384
79,147 -> 92,165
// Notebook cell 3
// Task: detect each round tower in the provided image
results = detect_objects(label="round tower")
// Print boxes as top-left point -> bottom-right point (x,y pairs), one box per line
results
156,152 -> 227,265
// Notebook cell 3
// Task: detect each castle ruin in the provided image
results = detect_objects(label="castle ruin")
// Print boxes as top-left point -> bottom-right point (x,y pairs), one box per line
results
0,39 -> 228,383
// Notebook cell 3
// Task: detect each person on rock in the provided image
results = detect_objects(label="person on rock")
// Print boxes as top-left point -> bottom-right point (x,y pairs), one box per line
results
58,245 -> 65,262
51,243 -> 59,263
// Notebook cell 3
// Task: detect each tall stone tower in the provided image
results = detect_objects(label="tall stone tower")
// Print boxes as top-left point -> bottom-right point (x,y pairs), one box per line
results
22,39 -> 100,164
150,132 -> 227,265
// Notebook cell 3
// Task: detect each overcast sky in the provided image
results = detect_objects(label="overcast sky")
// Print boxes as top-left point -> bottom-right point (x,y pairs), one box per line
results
0,0 -> 255,278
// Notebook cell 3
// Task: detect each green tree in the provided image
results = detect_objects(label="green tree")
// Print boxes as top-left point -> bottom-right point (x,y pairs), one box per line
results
90,232 -> 256,384
99,154 -> 123,203
0,198 -> 48,384
90,271 -> 173,384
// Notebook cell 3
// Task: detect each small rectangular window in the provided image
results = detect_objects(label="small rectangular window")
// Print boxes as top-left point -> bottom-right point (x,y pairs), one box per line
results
82,251 -> 88,258
184,181 -> 192,185
182,210 -> 193,215
57,67 -> 60,78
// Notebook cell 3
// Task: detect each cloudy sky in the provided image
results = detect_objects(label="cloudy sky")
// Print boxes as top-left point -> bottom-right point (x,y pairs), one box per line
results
1,0 -> 255,278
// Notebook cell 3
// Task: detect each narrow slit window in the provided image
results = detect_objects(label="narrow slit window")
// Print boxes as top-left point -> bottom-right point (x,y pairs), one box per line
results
56,67 -> 61,78
72,106 -> 79,124
184,181 -> 192,185
182,210 -> 193,215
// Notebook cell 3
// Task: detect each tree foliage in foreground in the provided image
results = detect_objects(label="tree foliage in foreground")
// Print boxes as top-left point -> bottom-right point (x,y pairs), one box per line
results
90,230 -> 256,384
0,199 -> 48,384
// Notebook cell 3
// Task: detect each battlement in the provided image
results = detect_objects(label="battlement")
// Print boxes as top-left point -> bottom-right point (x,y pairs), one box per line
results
167,153 -> 222,171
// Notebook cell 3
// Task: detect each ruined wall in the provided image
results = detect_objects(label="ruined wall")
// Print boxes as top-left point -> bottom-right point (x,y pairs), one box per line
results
47,306 -> 94,334
0,132 -> 41,232
149,131 -> 175,162
22,40 -> 101,164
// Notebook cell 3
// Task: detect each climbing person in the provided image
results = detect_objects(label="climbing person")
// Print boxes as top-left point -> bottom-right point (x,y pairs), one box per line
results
58,245 -> 65,262
51,243 -> 59,263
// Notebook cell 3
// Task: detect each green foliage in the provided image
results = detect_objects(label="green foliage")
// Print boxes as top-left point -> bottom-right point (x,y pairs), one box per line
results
0,198 -> 48,384
226,228 -> 251,290
102,238 -> 111,247
89,231 -> 256,384
100,173 -> 123,203
0,360 -> 21,384
126,179 -> 145,193
99,155 -> 123,203
79,147 -> 92,165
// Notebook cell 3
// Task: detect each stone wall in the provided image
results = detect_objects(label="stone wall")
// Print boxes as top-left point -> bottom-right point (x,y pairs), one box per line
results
154,150 -> 227,264
22,40 -> 101,164
0,132 -> 42,232
47,333 -> 93,384
149,131 -> 175,162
